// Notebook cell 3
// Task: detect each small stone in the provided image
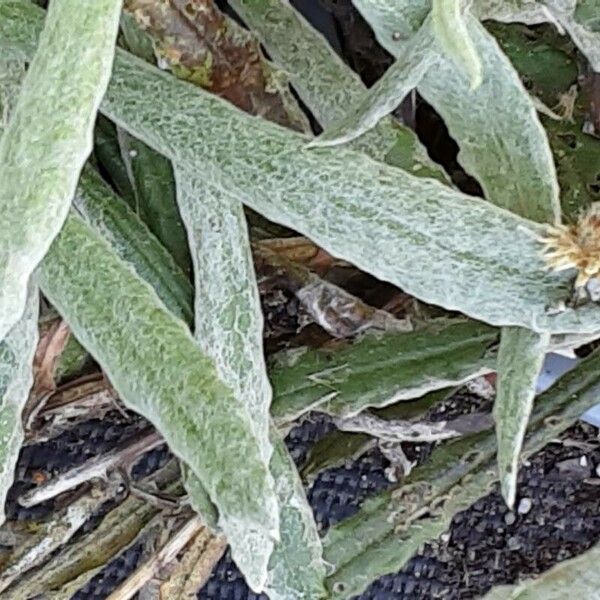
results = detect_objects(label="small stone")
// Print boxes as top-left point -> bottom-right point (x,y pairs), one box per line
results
580,456 -> 589,467
507,536 -> 521,550
504,512 -> 516,525
517,498 -> 532,515
595,464 -> 600,478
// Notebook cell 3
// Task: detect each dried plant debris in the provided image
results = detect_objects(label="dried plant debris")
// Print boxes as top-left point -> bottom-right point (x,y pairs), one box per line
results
124,0 -> 309,131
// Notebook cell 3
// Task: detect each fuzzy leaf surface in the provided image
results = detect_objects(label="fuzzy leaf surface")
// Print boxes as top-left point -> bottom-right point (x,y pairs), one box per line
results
432,0 -> 482,88
0,0 -> 121,341
36,213 -> 279,579
0,285 -> 38,525
175,167 -> 325,595
6,3 -> 599,333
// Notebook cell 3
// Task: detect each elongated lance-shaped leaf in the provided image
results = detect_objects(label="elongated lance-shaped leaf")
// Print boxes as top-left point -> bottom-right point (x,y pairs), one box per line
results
0,284 -> 38,526
174,173 -> 271,466
270,320 -> 497,422
353,3 -> 561,223
483,539 -> 600,599
175,167 -> 325,595
36,213 -> 279,585
0,57 -> 23,137
325,344 -> 600,597
73,167 -> 193,325
266,433 -> 327,600
117,15 -> 192,275
353,2 -> 560,509
118,132 -> 192,274
431,0 -> 482,89
7,4 -> 600,334
494,327 -> 550,507
310,18 -> 438,147
68,162 -> 490,427
0,0 -> 121,342
229,0 -> 448,182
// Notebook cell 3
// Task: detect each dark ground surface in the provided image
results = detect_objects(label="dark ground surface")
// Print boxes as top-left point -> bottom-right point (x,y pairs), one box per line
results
9,407 -> 600,599
5,1 -> 600,598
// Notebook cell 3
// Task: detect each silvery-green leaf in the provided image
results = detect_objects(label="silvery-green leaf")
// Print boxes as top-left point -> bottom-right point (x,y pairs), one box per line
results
494,327 -> 550,507
352,0 -> 429,48
483,539 -> 600,599
98,53 -> 599,333
229,0 -> 447,172
36,213 -> 279,592
0,285 -> 38,525
432,0 -> 482,89
310,19 -> 437,147
5,2 -> 600,334
0,0 -> 121,342
356,5 -> 561,222
0,57 -> 23,137
174,167 -> 325,596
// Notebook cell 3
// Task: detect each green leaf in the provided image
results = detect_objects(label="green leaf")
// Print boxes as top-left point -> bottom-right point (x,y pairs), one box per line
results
0,57 -> 24,137
118,132 -> 192,275
489,21 -> 599,222
356,5 -> 561,222
494,327 -> 550,507
0,284 -> 38,526
483,539 -> 600,599
432,0 -> 482,89
324,344 -> 600,597
174,167 -> 325,595
227,0 -> 448,173
36,213 -> 279,588
310,19 -> 437,147
270,320 -> 497,422
266,434 -> 327,600
0,0 -> 121,342
93,115 -> 137,209
8,3 -> 600,333
74,167 -> 193,324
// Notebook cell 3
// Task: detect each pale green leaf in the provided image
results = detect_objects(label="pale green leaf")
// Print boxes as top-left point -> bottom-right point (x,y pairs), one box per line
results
0,0 -> 121,342
0,57 -> 24,137
483,540 -> 600,599
432,0 -> 483,89
494,327 -> 550,507
0,284 -> 38,526
310,20 -> 437,147
69,161 -> 491,429
36,213 -> 279,587
7,3 -> 600,333
174,167 -> 325,595
353,5 -> 561,222
229,0 -> 448,181
266,434 -> 327,600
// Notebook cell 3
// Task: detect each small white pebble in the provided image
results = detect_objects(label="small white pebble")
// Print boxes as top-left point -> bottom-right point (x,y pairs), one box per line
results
441,532 -> 450,543
580,455 -> 589,467
504,512 -> 516,525
595,464 -> 600,478
129,149 -> 138,158
517,498 -> 532,515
